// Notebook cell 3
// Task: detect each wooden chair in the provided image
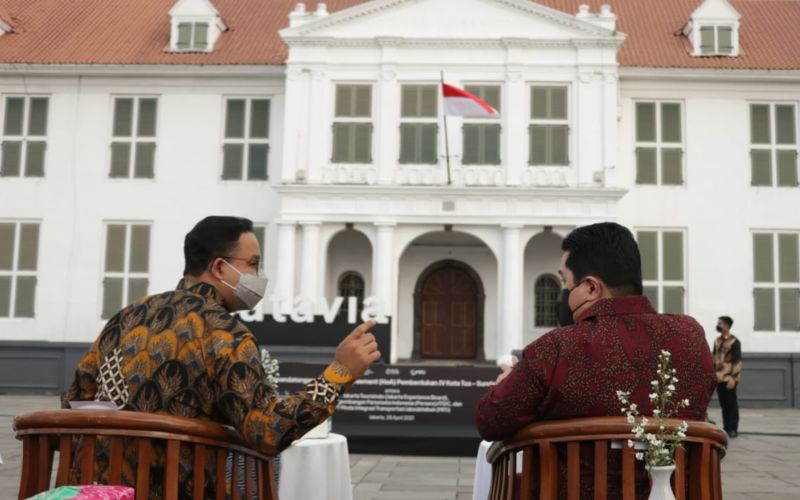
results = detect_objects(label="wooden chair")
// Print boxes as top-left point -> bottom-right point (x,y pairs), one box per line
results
486,417 -> 727,500
14,410 -> 279,500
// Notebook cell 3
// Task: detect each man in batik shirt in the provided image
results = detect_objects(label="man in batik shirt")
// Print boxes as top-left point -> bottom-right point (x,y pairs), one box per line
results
475,222 -> 717,499
63,216 -> 380,496
713,315 -> 742,437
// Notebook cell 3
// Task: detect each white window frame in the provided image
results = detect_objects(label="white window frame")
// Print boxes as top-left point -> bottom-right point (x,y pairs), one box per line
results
533,273 -> 560,327
749,102 -> 799,187
695,24 -> 737,56
100,222 -> 152,319
528,84 -> 571,167
0,95 -> 49,178
0,219 -> 40,319
108,95 -> 159,180
752,230 -> 800,332
637,228 -> 688,314
221,96 -> 271,181
462,83 -> 502,166
634,100 -> 685,186
175,22 -> 209,52
331,83 -> 374,165
398,83 -> 439,166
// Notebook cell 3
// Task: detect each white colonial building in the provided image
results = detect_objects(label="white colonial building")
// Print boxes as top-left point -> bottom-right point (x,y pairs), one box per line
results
0,0 -> 798,401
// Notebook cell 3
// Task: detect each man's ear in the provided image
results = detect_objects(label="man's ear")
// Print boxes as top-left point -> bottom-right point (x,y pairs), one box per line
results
209,257 -> 225,281
585,276 -> 605,297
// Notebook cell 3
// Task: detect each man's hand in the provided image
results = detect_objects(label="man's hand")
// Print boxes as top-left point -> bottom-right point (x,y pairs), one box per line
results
333,320 -> 381,380
726,378 -> 736,390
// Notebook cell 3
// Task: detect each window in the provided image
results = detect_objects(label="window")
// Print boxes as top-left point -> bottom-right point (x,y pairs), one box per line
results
399,85 -> 438,164
176,22 -> 209,51
332,84 -> 372,164
462,85 -> 501,165
222,98 -> 270,180
1,96 -> 48,177
338,271 -> 365,319
753,232 -> 800,331
534,275 -> 559,327
110,97 -> 157,179
102,223 -> 151,319
529,86 -> 569,166
635,102 -> 684,185
638,230 -> 686,314
253,225 -> 266,253
0,221 -> 39,318
750,103 -> 798,187
699,26 -> 734,56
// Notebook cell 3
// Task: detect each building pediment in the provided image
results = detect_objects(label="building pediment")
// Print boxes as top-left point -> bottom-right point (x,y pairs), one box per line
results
281,0 -> 621,45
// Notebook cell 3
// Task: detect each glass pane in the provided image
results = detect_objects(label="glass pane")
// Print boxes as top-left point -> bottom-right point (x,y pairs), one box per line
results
775,105 -> 796,145
754,288 -> 775,330
462,124 -> 479,165
643,286 -> 659,311
225,100 -> 246,138
636,148 -> 657,184
102,277 -> 124,319
137,99 -> 157,137
353,123 -> 372,163
113,98 -> 134,137
3,97 -> 24,136
129,225 -> 150,273
420,123 -> 437,164
14,276 -> 36,318
776,150 -> 798,187
750,105 -> 770,144
531,87 -> 547,119
551,125 -> 569,165
779,289 -> 800,331
354,86 -> 372,117
335,85 -> 353,117
484,124 -> 501,165
222,144 -> 244,179
1,141 -> 22,177
332,123 -> 352,163
465,85 -> 501,112
550,87 -> 567,120
661,148 -> 683,185
127,278 -> 149,305
109,142 -> 131,178
0,223 -> 14,270
718,27 -> 733,54
662,232 -> 684,281
663,287 -> 684,315
28,98 -> 49,136
24,142 -> 46,177
134,143 -> 155,178
529,125 -> 547,165
194,23 -> 208,49
399,123 -> 416,163
753,233 -> 774,282
0,276 -> 10,317
778,234 -> 799,283
636,102 -> 656,142
661,103 -> 681,143
253,226 -> 266,253
17,223 -> 39,271
700,27 -> 715,54
104,225 -> 126,273
420,86 -> 437,118
638,231 -> 658,281
401,85 -> 418,118
250,100 -> 270,138
177,23 -> 191,50
750,149 -> 772,186
247,144 -> 269,180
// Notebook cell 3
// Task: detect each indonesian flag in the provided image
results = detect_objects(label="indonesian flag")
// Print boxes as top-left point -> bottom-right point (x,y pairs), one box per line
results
442,83 -> 499,117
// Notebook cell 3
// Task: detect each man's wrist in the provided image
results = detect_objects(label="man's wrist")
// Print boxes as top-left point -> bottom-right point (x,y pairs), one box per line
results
323,360 -> 355,385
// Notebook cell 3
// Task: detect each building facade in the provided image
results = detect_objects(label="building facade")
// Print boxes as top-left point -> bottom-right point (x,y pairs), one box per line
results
0,0 -> 798,404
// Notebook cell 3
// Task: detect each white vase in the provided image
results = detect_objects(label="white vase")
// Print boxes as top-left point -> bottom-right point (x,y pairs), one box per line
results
648,465 -> 676,500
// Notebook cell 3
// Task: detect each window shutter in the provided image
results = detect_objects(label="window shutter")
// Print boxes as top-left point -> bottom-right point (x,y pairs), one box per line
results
718,27 -> 733,54
661,148 -> 683,185
137,99 -> 158,138
662,231 -> 684,281
128,224 -> 150,273
24,142 -> 46,177
225,100 -> 246,139
134,143 -> 156,179
14,276 -> 36,318
462,124 -> 480,165
194,23 -> 208,50
113,99 -> 134,137
531,87 -> 548,119
663,287 -> 684,314
354,86 -> 372,117
638,231 -> 658,281
222,144 -> 244,179
753,233 -> 774,282
779,289 -> 800,331
750,105 -> 771,144
335,85 -> 353,117
247,144 -> 269,180
104,225 -> 127,273
636,102 -> 656,142
778,234 -> 799,283
643,286 -> 659,311
753,288 -> 775,330
28,98 -> 49,136
1,141 -> 22,177
661,103 -> 681,143
635,147 -> 657,184
127,278 -> 149,305
0,276 -> 11,317
551,125 -> 569,165
102,277 -> 124,319
353,123 -> 372,163
250,100 -> 270,139
253,226 -> 266,253
109,142 -> 131,178
0,223 -> 14,270
750,150 -> 772,186
485,124 -> 501,165
332,123 -> 351,163
529,125 -> 547,165
399,124 -> 415,163
776,150 -> 798,187
18,223 -> 40,271
700,27 -> 715,54
420,124 -> 438,164
401,86 -> 417,118
177,23 -> 191,50
420,86 -> 437,117
775,105 -> 796,145
550,87 -> 567,120
3,97 -> 24,136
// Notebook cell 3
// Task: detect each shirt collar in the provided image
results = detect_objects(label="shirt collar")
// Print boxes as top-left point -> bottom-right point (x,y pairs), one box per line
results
176,277 -> 225,306
576,295 -> 656,322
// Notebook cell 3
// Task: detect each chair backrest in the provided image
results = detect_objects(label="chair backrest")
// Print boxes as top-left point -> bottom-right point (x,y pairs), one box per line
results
14,409 -> 279,500
486,417 -> 727,500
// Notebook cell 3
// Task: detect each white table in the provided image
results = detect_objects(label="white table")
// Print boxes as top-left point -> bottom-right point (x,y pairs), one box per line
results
279,433 -> 353,500
472,440 -> 523,500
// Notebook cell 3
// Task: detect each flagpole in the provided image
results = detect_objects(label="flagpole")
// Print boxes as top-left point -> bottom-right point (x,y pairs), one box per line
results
440,71 -> 452,186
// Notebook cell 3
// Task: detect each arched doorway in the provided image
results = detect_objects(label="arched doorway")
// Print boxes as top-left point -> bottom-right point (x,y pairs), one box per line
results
413,260 -> 484,360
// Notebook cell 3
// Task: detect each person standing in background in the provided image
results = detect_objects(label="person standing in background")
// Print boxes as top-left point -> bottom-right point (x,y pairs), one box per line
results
713,315 -> 742,438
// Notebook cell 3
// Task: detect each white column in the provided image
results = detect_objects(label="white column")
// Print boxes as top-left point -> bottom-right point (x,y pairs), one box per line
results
498,224 -> 524,358
299,222 -> 322,310
376,64 -> 400,185
276,221 -> 297,314
504,68 -> 526,186
372,223 -> 396,319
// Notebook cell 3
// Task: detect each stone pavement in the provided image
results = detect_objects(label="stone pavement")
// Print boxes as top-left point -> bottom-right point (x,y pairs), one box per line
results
1,395 -> 798,500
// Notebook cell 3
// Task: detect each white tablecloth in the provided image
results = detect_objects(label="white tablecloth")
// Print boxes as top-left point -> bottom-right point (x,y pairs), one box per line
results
279,433 -> 353,500
472,440 -> 523,500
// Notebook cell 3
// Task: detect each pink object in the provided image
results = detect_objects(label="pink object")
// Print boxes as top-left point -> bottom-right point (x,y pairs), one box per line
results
74,486 -> 134,500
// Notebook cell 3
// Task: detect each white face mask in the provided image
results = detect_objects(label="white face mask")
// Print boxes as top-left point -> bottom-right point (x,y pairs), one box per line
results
220,259 -> 268,310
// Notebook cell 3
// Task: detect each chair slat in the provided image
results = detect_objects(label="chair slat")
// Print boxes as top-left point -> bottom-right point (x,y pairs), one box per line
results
245,456 -> 254,500
711,448 -> 722,500
79,435 -> 96,484
165,440 -> 180,500
699,442 -> 711,499
674,446 -> 686,500
621,443 -> 635,500
593,440 -> 607,500
257,457 -> 264,500
194,444 -> 206,500
20,436 -> 36,497
539,441 -> 558,500
136,439 -> 152,500
232,452 -> 241,500
216,449 -> 227,500
55,435 -> 73,487
519,447 -> 533,500
108,437 -> 124,483
36,435 -> 53,491
506,452 -> 515,500
567,442 -> 580,500
689,442 -> 702,499
266,459 -> 279,500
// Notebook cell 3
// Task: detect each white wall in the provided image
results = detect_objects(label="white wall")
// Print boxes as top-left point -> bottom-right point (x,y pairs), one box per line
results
522,231 -> 564,345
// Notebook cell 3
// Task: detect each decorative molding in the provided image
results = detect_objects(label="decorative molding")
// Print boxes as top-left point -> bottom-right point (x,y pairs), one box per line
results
322,165 -> 378,185
284,37 -> 624,51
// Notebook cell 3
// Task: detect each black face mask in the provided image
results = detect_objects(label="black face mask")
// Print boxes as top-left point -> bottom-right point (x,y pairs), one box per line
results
716,325 -> 724,333
557,280 -> 590,327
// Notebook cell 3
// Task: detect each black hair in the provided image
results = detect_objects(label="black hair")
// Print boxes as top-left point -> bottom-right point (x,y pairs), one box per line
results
183,216 -> 254,276
561,222 -> 643,296
718,316 -> 734,328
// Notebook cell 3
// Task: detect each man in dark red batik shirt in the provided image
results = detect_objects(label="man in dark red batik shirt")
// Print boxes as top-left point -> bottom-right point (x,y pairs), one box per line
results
475,222 -> 717,498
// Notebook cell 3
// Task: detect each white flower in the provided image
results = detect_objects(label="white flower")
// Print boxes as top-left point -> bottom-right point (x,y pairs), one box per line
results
667,384 -> 676,391
651,380 -> 659,387
661,350 -> 671,357
627,439 -> 635,448
630,403 -> 638,411
635,452 -> 644,461
627,414 -> 636,424
649,393 -> 658,401
682,399 -> 690,406
653,409 -> 661,416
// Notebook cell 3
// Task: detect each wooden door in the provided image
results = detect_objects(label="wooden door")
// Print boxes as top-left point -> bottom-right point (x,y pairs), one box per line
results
420,266 -> 478,359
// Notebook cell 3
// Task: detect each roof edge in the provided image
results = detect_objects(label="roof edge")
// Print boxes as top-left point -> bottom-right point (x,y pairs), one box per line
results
0,63 -> 286,77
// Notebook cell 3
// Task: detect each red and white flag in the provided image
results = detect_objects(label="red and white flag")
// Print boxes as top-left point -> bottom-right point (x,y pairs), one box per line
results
442,83 -> 498,117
